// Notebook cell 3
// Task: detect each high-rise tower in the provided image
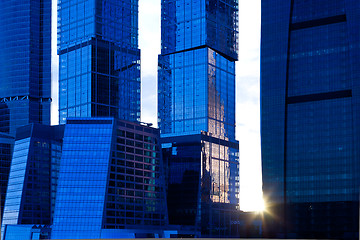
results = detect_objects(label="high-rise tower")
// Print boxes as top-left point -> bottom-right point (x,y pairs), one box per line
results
0,0 -> 52,136
158,0 -> 238,139
261,1 -> 360,239
58,0 -> 141,124
158,0 -> 240,237
0,0 -> 52,223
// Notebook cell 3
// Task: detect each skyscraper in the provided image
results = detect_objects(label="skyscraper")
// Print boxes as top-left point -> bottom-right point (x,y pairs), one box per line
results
0,0 -> 52,225
158,0 -> 240,237
58,0 -> 141,124
0,0 -> 52,136
261,1 -> 360,239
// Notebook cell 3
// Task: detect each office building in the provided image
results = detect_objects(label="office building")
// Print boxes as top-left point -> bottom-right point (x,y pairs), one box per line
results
0,0 -> 52,136
57,0 -> 141,124
261,1 -> 360,239
51,118 -> 168,239
158,0 -> 240,237
1,124 -> 64,239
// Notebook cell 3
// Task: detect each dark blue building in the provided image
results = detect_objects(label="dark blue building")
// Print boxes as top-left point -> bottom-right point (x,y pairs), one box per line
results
58,0 -> 141,124
261,1 -> 360,239
0,0 -> 52,136
1,124 -> 64,237
158,0 -> 240,237
0,103 -> 13,218
51,118 -> 169,239
0,133 -> 14,219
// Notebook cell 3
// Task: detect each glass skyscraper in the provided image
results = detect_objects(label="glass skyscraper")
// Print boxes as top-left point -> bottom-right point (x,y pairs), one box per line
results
0,0 -> 51,227
158,0 -> 239,237
158,0 -> 238,139
57,0 -> 141,124
261,1 -> 360,239
51,118 -> 168,239
0,0 -> 52,136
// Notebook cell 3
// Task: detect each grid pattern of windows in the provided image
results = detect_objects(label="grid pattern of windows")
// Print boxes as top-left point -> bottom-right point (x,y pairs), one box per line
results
0,0 -> 52,135
158,48 -> 235,140
203,141 -> 239,205
52,118 -> 167,239
58,0 -> 140,124
52,120 -> 113,239
0,134 -> 14,220
104,122 -> 167,229
161,0 -> 238,60
158,0 -> 238,140
261,0 -> 360,238
287,99 -> 354,202
2,137 -> 31,227
288,22 -> 351,96
0,103 -> 10,134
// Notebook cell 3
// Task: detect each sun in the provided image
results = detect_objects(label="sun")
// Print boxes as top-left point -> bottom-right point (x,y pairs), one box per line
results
240,195 -> 266,212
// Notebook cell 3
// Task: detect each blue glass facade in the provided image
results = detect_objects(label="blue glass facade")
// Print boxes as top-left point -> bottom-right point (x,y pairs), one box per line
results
158,48 -> 236,140
0,106 -> 13,219
1,124 -> 64,239
52,118 -> 168,239
261,0 -> 360,239
0,0 -> 52,136
58,0 -> 140,124
158,0 -> 239,237
160,0 -> 238,61
158,0 -> 238,140
0,133 -> 14,220
0,103 -> 10,134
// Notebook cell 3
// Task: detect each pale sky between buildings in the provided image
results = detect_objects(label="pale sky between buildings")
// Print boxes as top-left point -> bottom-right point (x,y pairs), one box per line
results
51,0 -> 263,211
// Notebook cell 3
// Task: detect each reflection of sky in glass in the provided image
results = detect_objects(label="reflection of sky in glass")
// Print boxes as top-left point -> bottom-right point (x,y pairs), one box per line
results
158,48 -> 235,141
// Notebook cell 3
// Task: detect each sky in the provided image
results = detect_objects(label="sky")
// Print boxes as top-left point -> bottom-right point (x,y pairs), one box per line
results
51,0 -> 262,211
